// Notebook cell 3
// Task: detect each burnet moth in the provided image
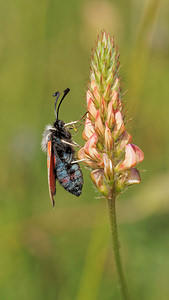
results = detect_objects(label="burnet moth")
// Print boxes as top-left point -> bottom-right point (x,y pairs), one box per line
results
41,88 -> 83,206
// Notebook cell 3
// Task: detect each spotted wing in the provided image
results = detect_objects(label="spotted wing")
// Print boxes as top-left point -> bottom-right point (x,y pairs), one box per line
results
47,140 -> 56,206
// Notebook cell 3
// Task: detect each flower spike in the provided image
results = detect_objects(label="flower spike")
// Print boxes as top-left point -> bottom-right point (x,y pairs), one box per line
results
78,30 -> 144,195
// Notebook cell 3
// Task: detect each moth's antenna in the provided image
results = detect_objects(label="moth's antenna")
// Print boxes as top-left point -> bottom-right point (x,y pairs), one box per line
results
52,91 -> 61,118
56,88 -> 70,120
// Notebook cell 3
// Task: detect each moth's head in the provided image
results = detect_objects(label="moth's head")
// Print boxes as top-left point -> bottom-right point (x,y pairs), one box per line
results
41,88 -> 70,151
53,119 -> 65,130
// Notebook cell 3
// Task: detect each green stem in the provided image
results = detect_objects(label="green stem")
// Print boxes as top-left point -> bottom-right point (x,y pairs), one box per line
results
108,191 -> 130,300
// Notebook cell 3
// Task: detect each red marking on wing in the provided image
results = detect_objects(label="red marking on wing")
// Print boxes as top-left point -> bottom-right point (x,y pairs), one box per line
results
47,140 -> 56,207
62,178 -> 69,184
70,173 -> 76,180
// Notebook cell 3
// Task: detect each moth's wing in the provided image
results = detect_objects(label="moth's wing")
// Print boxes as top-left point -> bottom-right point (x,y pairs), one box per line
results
47,140 -> 56,207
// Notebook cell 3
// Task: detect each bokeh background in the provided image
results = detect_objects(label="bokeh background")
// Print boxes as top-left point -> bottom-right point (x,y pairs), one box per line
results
1,0 -> 169,299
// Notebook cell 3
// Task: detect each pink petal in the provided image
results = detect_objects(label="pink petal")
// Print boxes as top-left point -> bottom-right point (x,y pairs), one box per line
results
130,144 -> 144,164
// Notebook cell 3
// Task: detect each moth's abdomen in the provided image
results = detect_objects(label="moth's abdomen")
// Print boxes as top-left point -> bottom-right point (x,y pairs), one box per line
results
68,163 -> 83,196
55,156 -> 83,197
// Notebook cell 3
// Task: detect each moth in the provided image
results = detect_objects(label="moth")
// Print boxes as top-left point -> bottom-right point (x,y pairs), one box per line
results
41,88 -> 83,206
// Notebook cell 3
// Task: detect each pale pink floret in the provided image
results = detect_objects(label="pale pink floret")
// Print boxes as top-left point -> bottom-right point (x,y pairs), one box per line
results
91,81 -> 101,104
78,147 -> 99,168
95,110 -> 105,136
77,147 -> 98,169
112,79 -> 120,97
105,122 -> 113,151
117,144 -> 144,171
91,169 -> 108,195
100,96 -> 107,115
117,131 -> 132,153
86,90 -> 93,105
88,98 -> 98,119
91,169 -> 104,189
111,90 -> 118,106
103,83 -> 111,99
113,109 -> 125,138
107,100 -> 114,128
84,133 -> 102,162
82,117 -> 95,141
103,153 -> 113,181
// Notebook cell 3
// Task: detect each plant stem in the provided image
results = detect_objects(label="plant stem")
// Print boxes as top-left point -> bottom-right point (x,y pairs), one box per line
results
108,191 -> 130,300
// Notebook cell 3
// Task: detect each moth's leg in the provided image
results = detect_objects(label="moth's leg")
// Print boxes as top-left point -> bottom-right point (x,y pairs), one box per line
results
61,139 -> 81,148
71,158 -> 91,164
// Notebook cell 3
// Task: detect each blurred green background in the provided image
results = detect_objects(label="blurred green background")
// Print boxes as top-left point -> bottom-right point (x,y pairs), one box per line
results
1,0 -> 169,299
